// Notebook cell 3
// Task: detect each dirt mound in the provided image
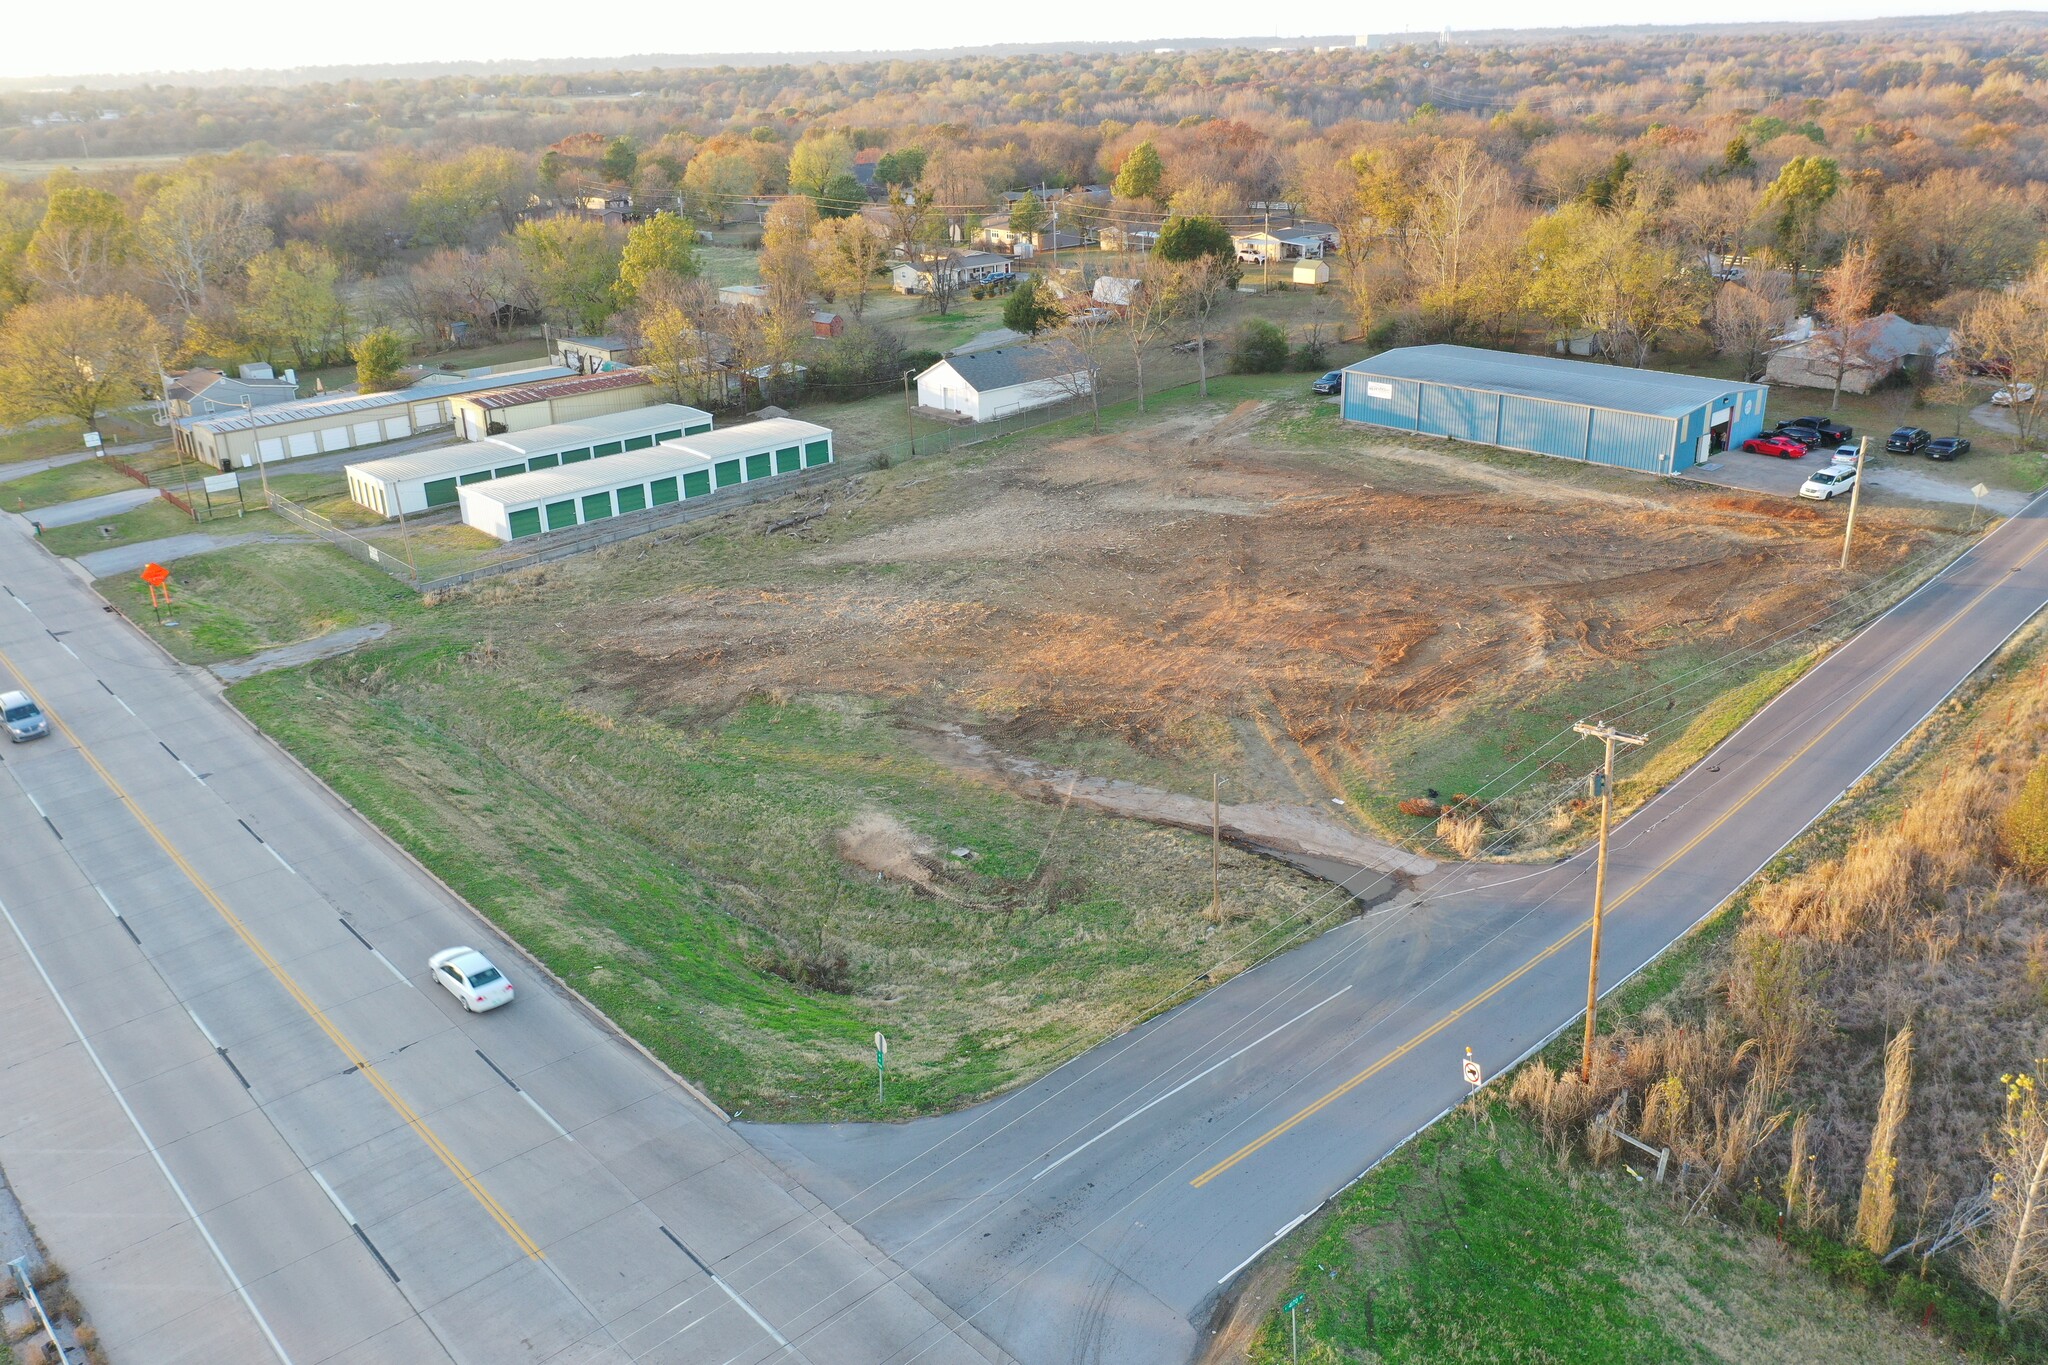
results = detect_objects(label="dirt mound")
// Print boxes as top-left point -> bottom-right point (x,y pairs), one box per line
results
836,812 -> 945,893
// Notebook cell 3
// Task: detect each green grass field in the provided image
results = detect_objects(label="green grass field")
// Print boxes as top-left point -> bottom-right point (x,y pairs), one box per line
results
103,542 -> 419,664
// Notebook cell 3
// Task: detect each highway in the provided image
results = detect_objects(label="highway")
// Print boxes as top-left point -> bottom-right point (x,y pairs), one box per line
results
0,518 -> 1003,1364
748,491 -> 2048,1365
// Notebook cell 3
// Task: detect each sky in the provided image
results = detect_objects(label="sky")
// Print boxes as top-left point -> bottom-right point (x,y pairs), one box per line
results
1,0 -> 2003,81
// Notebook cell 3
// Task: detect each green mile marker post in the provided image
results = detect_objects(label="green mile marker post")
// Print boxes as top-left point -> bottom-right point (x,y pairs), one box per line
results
1283,1293 -> 1305,1363
875,1031 -> 887,1104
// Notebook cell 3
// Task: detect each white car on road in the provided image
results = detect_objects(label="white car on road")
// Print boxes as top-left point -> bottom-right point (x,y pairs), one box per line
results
429,946 -> 515,1011
1800,465 -> 1858,501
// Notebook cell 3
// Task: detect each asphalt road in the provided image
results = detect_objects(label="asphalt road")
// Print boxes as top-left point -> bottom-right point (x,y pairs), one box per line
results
0,522 -> 1003,1365
748,491 -> 2048,1365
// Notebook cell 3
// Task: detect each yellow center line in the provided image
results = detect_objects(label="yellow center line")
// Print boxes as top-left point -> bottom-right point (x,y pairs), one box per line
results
1191,534 -> 2048,1188
0,644 -> 544,1260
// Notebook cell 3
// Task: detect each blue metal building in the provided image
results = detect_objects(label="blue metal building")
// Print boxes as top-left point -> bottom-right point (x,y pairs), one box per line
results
1340,345 -> 1769,475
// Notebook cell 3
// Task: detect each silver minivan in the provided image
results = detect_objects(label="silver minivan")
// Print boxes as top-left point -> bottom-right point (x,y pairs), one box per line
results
2,690 -> 48,742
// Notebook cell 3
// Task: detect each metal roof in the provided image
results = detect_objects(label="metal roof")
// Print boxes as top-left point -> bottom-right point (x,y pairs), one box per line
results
460,445 -> 719,509
1344,346 -> 1763,419
466,370 -> 652,410
183,366 -> 573,434
659,418 -> 832,459
924,344 -> 1083,394
346,403 -> 714,486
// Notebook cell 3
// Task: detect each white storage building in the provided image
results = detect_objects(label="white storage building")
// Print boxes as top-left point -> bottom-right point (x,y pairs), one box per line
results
914,345 -> 1092,423
175,365 -> 573,470
458,417 -> 835,541
345,403 -> 714,518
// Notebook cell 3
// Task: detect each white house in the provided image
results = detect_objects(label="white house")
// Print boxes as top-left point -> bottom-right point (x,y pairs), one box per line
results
891,251 -> 1009,294
915,344 -> 1093,423
1233,222 -> 1338,262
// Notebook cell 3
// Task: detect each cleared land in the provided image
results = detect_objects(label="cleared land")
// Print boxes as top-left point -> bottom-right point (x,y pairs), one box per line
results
106,377 -> 1959,1121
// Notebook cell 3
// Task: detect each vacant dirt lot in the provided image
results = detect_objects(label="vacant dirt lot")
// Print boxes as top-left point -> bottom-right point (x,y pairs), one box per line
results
586,394 -> 1937,832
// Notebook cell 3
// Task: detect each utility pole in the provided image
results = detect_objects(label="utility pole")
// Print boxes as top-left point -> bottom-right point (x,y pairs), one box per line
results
244,398 -> 273,506
900,369 -> 917,459
1211,774 -> 1223,921
1572,719 -> 1646,1084
1262,205 -> 1271,293
1838,435 -> 1868,571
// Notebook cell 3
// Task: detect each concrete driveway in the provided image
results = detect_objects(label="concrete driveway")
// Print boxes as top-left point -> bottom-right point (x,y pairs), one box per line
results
23,486 -> 159,527
1687,442 -> 2030,515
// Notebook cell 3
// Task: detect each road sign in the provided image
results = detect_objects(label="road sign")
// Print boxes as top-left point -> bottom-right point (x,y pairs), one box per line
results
203,472 -> 239,495
82,430 -> 101,450
140,562 -> 169,587
1972,483 -> 1990,499
875,1031 -> 887,1068
1462,1056 -> 1483,1087
1282,1294 -> 1305,1312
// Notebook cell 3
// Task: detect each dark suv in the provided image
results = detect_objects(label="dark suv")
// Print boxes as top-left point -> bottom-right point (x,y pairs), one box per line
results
1885,426 -> 1932,454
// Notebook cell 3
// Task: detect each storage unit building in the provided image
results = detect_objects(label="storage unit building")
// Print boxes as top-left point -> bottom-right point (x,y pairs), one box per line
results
176,365 -> 573,470
345,402 -> 714,518
457,417 -> 834,541
450,370 -> 655,441
1340,345 -> 1768,475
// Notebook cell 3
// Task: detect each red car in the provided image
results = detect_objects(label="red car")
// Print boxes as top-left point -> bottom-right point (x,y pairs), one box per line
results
1743,435 -> 1807,459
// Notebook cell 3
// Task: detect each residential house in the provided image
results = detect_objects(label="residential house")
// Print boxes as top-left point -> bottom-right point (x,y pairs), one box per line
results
553,334 -> 640,374
161,363 -> 300,421
1099,222 -> 1162,253
914,344 -> 1093,422
1092,276 -> 1144,313
891,251 -> 1009,295
1233,222 -> 1338,262
719,283 -> 772,311
1764,312 -> 1956,394
812,310 -> 845,339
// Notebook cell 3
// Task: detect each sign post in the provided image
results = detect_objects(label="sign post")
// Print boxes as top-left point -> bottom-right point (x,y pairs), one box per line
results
1462,1047 -> 1483,1088
875,1031 -> 887,1104
82,430 -> 102,452
140,562 -> 172,622
1971,482 -> 1990,533
1283,1293 -> 1305,1363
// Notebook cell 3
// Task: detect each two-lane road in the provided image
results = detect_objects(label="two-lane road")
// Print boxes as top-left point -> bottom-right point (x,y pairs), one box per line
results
751,493 -> 2048,1365
0,520 -> 1003,1365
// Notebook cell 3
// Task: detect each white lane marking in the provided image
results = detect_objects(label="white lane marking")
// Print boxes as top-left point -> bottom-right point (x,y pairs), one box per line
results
113,695 -> 135,716
185,1006 -> 221,1051
0,894 -> 296,1364
369,949 -> 412,987
519,1089 -> 573,1141
266,845 -> 296,874
310,1168 -> 357,1227
13,598 -> 27,611
56,642 -> 77,659
178,760 -> 202,782
1033,987 -> 1352,1181
94,885 -> 120,917
1217,1212 -> 1311,1285
709,1274 -> 791,1349
20,788 -> 45,819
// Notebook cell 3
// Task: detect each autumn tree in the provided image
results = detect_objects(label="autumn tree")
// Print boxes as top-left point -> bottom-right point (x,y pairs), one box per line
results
682,144 -> 760,224
1524,203 -> 1710,367
1157,217 -> 1238,396
135,175 -> 270,318
513,217 -> 623,332
874,148 -> 927,189
636,274 -> 722,408
243,244 -> 351,368
810,215 -> 887,317
613,211 -> 699,311
759,197 -> 819,313
788,133 -> 856,199
1710,271 -> 1795,381
1407,140 -> 1516,334
27,183 -> 130,295
1114,140 -> 1165,203
1760,155 -> 1840,278
1958,264 -> 2048,452
351,328 -> 408,393
600,137 -> 639,185
0,293 -> 167,432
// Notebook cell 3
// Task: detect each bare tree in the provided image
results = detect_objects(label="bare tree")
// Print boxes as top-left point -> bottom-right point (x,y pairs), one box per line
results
1957,266 -> 2048,452
1814,240 -> 1881,412
1177,254 -> 1235,397
135,177 -> 271,318
1710,270 -> 1795,381
1033,330 -> 1107,430
1975,1067 -> 2048,1319
921,248 -> 966,317
1119,254 -> 1187,413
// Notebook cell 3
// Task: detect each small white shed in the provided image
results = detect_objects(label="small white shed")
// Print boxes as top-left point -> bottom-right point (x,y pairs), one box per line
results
914,345 -> 1092,423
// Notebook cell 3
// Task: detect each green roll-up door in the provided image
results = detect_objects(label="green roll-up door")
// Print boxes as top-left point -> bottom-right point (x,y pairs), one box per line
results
582,491 -> 614,521
616,483 -> 647,513
624,434 -> 654,451
527,452 -> 559,470
424,477 -> 459,507
459,470 -> 493,485
805,439 -> 831,466
650,477 -> 680,505
683,469 -> 711,498
508,507 -> 544,539
594,441 -> 624,457
496,462 -> 527,477
775,446 -> 801,474
715,459 -> 742,488
561,448 -> 591,464
656,429 -> 682,442
745,452 -> 772,480
685,423 -> 712,436
546,499 -> 577,530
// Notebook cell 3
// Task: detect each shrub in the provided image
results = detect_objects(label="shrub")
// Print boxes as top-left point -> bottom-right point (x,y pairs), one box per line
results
351,328 -> 409,393
1228,319 -> 1289,374
1436,810 -> 1486,858
1366,316 -> 1403,349
1291,338 -> 1329,371
1397,796 -> 1441,818
2004,759 -> 2048,876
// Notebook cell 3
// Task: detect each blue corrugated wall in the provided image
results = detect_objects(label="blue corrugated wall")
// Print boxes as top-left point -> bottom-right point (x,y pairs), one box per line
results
1341,376 -> 1423,429
1498,396 -> 1592,460
1589,409 -> 1676,472
1419,385 -> 1501,443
